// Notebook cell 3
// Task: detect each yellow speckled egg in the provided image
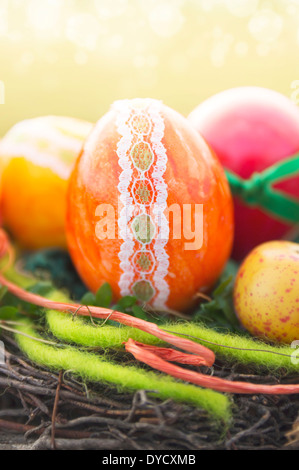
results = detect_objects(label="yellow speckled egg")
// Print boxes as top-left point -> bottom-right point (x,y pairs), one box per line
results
234,240 -> 299,344
0,116 -> 93,249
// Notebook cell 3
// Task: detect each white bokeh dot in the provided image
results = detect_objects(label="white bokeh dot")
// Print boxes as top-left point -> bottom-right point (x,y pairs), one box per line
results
66,14 -> 101,50
256,42 -> 271,56
287,4 -> 298,15
234,41 -> 249,57
21,51 -> 35,66
105,34 -> 123,51
149,3 -> 185,38
45,50 -> 58,65
27,0 -> 62,33
94,0 -> 128,19
8,30 -> 23,42
0,2 -> 8,37
212,27 -> 223,39
248,9 -> 283,43
225,0 -> 259,18
199,0 -> 220,12
211,33 -> 234,68
169,54 -> 189,74
133,55 -> 146,68
74,50 -> 89,66
147,54 -> 158,68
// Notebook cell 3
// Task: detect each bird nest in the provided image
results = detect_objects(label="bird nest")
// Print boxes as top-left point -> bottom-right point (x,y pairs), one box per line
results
1,249 -> 299,450
1,332 -> 299,450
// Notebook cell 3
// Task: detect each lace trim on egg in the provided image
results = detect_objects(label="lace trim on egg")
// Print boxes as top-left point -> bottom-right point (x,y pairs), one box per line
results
148,102 -> 170,309
114,99 -> 170,308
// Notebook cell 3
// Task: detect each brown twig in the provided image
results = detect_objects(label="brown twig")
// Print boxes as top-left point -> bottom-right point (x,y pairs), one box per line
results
51,370 -> 63,450
1,341 -> 299,449
195,292 -> 212,302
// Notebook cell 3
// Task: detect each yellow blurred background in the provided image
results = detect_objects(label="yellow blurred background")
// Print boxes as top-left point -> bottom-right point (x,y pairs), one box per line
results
1,0 -> 299,136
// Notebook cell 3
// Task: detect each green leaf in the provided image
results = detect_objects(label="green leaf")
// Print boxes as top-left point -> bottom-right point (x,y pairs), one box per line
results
213,275 -> 233,297
221,259 -> 239,278
0,306 -> 19,320
0,285 -> 8,301
106,319 -> 123,328
117,296 -> 137,310
131,305 -> 149,321
81,292 -> 96,306
95,283 -> 113,308
27,281 -> 54,297
192,266 -> 241,332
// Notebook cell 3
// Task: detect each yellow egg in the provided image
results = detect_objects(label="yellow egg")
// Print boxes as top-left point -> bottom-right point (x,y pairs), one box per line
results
0,116 -> 93,249
234,240 -> 299,344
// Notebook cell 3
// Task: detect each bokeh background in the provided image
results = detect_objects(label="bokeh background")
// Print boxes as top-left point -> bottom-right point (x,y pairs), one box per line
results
1,0 -> 299,135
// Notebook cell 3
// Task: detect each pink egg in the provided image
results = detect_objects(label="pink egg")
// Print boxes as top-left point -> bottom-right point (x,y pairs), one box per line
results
188,87 -> 299,260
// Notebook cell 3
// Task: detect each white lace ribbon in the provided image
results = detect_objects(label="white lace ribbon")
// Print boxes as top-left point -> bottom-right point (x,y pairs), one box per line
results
114,99 -> 170,308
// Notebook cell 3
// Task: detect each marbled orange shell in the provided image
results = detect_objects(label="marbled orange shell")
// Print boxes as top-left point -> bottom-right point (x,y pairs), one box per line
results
66,100 -> 234,311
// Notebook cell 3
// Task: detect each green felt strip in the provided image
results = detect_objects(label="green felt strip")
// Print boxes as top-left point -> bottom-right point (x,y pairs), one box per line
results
13,318 -> 231,421
46,306 -> 299,373
3,263 -> 298,389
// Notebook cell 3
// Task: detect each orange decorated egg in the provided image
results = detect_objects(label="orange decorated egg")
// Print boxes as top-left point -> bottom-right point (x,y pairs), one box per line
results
66,99 -> 234,311
0,116 -> 93,249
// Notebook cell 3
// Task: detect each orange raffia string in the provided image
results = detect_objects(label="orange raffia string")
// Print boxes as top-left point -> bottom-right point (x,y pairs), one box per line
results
125,339 -> 299,395
1,227 -> 299,395
0,228 -> 214,366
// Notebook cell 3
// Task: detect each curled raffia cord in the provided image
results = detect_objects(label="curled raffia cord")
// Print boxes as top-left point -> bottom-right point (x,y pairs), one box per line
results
0,228 -> 214,366
125,339 -> 299,395
0,271 -> 215,365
